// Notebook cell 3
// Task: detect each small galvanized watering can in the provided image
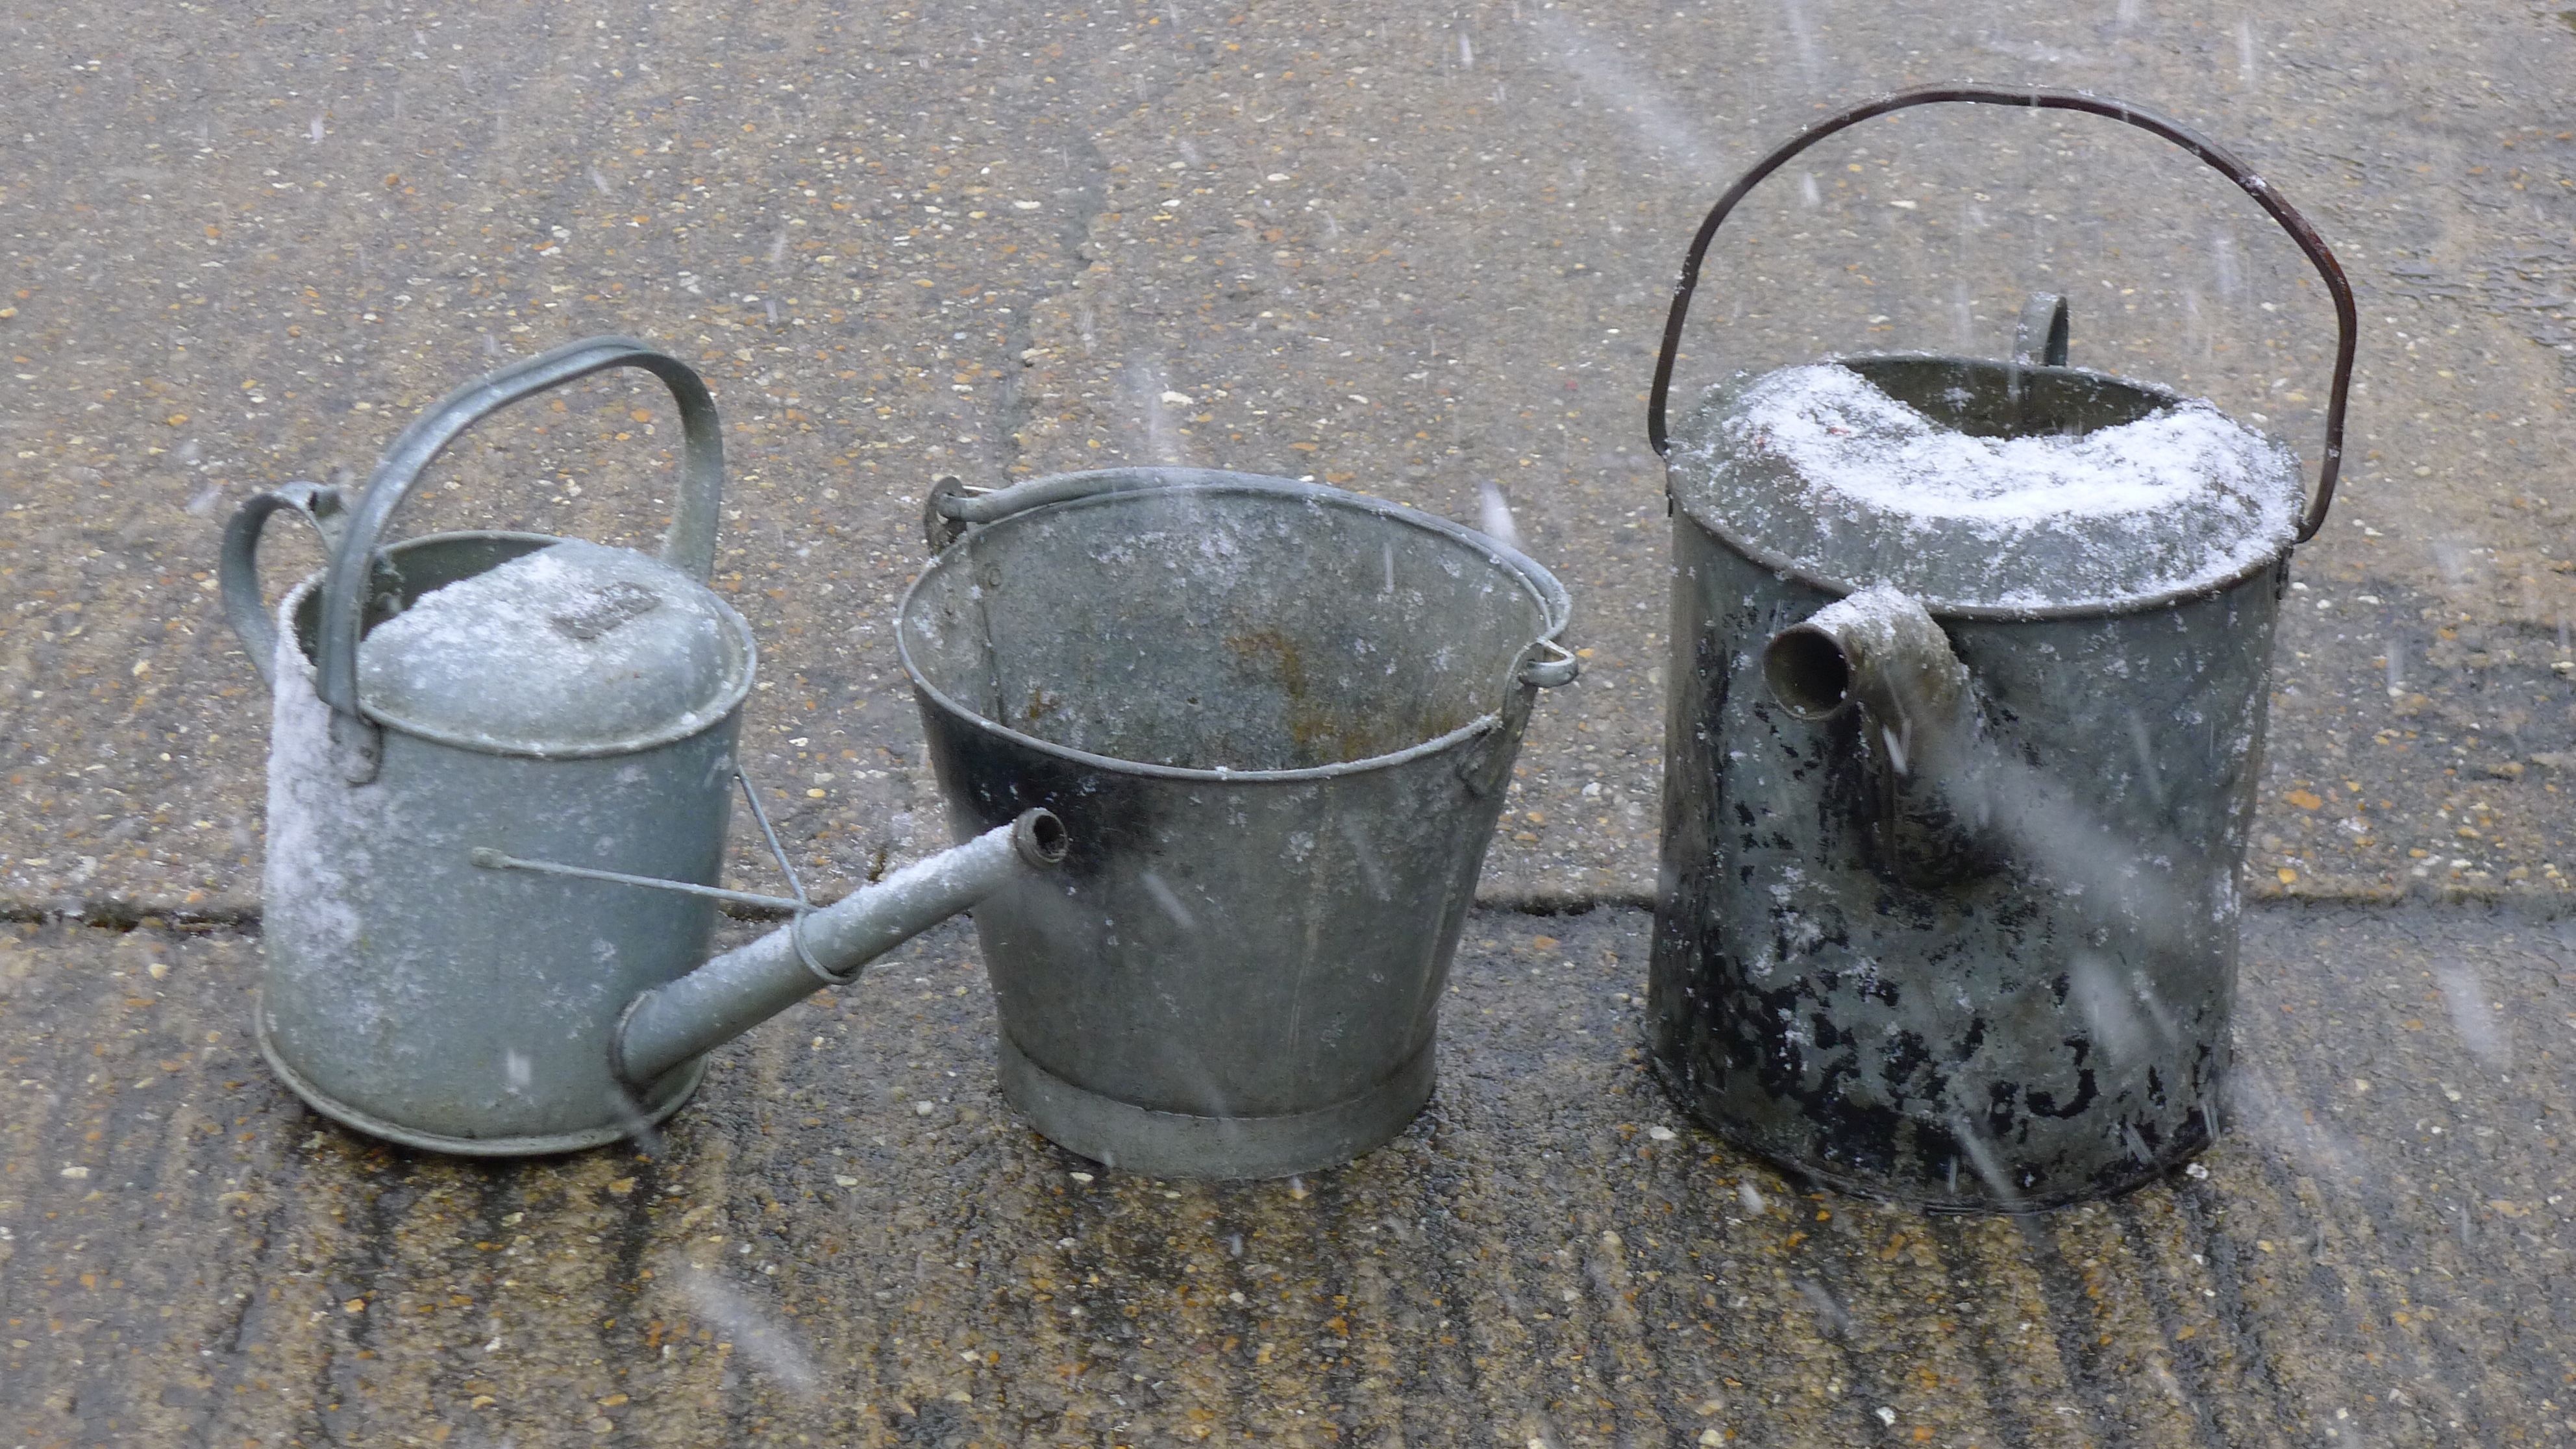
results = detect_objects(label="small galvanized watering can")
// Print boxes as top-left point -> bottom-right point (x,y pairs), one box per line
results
900,469 -> 1579,1178
220,337 -> 1066,1156
1642,88 -> 2357,1209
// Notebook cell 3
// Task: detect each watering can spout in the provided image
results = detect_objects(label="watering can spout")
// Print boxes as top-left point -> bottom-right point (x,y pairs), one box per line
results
1764,587 -> 1999,884
613,810 -> 1068,1087
1764,585 -> 1974,773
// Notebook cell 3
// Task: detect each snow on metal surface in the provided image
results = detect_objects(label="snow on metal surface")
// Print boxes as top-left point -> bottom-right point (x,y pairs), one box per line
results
262,617 -> 377,995
353,541 -> 751,753
1677,362 -> 2303,613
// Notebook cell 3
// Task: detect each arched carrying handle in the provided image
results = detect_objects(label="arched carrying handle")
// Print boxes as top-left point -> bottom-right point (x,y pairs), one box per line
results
219,482 -> 351,688
315,336 -> 725,720
1646,84 -> 2357,543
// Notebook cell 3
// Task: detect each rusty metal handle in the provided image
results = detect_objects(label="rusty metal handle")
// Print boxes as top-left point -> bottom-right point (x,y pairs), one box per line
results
314,336 -> 725,723
218,482 -> 350,688
1646,84 -> 2357,543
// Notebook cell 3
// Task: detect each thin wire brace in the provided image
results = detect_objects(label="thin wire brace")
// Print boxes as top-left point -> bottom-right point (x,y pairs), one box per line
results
733,769 -> 851,987
465,765 -> 854,986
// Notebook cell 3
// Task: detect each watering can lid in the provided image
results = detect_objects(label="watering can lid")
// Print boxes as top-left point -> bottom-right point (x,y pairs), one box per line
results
355,540 -> 752,754
1669,358 -> 2305,616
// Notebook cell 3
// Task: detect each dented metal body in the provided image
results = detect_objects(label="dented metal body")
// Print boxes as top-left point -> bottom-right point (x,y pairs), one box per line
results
900,469 -> 1578,1180
1641,86 -> 2357,1210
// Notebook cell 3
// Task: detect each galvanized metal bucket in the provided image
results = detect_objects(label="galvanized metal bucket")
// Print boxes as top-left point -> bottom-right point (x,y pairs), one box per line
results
1641,88 -> 2359,1209
219,338 -> 1067,1156
898,469 -> 1580,1179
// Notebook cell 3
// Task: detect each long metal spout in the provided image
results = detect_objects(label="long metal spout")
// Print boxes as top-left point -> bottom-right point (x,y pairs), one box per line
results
613,810 -> 1067,1086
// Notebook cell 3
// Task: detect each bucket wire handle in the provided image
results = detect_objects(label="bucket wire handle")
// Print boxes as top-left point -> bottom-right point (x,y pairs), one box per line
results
314,336 -> 726,732
218,480 -> 351,688
922,467 -> 1272,552
1645,84 -> 2357,543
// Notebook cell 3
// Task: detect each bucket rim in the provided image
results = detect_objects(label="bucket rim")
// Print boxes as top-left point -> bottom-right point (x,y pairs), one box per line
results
895,470 -> 1568,784
276,530 -> 757,760
1668,352 -> 2299,621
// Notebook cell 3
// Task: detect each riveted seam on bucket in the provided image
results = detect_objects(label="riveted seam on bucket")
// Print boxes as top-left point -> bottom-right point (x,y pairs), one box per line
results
275,537 -> 760,762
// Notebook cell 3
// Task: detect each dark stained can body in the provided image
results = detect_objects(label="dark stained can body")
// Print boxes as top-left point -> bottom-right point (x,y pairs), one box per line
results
1637,86 -> 2358,1209
1650,479 -> 2280,1208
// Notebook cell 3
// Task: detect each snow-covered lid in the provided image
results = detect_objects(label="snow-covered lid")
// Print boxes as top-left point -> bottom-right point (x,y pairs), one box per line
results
1667,357 -> 2303,615
354,540 -> 752,754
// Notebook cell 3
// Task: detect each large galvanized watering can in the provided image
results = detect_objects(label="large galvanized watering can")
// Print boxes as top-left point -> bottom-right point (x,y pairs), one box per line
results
219,337 -> 1066,1156
900,469 -> 1579,1178
1642,88 -> 2358,1209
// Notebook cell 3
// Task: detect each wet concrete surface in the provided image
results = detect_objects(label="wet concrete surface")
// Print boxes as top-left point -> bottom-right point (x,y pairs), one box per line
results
4,901 -> 2572,1446
5,0 -> 2576,1441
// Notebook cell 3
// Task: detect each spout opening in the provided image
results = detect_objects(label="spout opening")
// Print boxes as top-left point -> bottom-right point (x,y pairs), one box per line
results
1765,625 -> 1853,720
1014,808 -> 1070,867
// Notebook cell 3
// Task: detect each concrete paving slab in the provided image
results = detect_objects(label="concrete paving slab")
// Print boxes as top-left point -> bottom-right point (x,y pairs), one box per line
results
2,0 -> 2572,919
2,901 -> 2570,1445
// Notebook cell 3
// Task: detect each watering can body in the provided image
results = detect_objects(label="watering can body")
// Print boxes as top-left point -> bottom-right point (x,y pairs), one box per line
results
1640,88 -> 2357,1209
223,338 -> 1068,1156
1654,391 -> 2281,1208
259,539 -> 745,1151
223,340 -> 752,1154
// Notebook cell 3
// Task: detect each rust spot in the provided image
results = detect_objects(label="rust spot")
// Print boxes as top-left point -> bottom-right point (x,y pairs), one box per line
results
1222,626 -> 1391,767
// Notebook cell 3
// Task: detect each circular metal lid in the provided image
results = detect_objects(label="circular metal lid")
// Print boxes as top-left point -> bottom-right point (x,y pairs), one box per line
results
1668,356 -> 2303,617
355,539 -> 753,754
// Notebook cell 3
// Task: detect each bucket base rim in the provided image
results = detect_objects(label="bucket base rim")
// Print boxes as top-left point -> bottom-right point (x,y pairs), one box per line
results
256,1016 -> 706,1158
998,1033 -> 1434,1181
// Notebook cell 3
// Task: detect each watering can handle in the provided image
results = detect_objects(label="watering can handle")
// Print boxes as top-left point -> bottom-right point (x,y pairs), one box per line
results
1644,84 -> 2358,544
314,336 -> 725,720
217,481 -> 351,688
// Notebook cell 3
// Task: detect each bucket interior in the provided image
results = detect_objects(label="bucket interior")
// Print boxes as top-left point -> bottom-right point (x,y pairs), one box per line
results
901,485 -> 1553,772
